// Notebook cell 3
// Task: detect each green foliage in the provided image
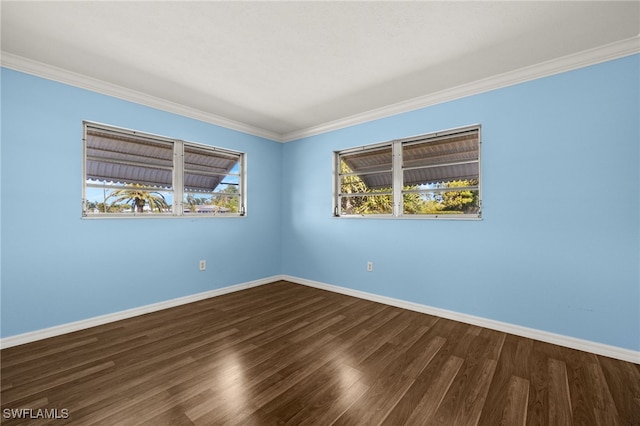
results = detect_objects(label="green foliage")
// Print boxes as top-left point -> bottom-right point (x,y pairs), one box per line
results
340,159 -> 478,215
184,186 -> 239,213
440,179 -> 479,213
339,162 -> 391,215
97,202 -> 129,213
108,184 -> 170,213
185,194 -> 208,213
210,185 -> 239,213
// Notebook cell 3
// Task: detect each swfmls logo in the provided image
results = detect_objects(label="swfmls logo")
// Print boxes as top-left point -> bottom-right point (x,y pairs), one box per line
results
3,408 -> 70,420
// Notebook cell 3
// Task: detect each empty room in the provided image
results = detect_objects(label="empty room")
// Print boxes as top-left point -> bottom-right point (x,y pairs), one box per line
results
1,1 -> 639,425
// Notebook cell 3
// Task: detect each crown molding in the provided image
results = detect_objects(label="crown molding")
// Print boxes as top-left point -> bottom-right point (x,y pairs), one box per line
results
0,51 -> 284,143
281,36 -> 640,142
3,36 -> 638,144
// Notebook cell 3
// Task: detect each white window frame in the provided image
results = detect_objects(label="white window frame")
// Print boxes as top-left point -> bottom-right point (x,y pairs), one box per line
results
334,124 -> 481,220
82,121 -> 246,218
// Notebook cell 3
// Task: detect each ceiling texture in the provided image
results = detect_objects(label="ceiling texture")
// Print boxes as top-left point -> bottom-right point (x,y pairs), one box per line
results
2,1 -> 639,142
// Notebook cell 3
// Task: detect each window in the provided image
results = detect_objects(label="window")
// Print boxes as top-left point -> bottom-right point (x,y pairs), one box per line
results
334,125 -> 481,219
83,121 -> 246,217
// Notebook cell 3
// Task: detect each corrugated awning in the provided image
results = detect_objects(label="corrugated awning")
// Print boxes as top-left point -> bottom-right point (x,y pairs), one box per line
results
403,131 -> 479,186
86,126 -> 239,192
183,145 -> 239,193
341,129 -> 479,189
86,128 -> 174,188
340,146 -> 393,190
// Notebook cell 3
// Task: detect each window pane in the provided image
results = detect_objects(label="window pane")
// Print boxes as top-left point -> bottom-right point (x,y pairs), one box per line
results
184,145 -> 240,193
403,185 -> 480,215
183,192 -> 240,214
403,162 -> 478,187
183,144 -> 242,215
86,127 -> 174,188
402,130 -> 479,187
340,194 -> 393,215
84,125 -> 174,216
85,184 -> 172,215
340,172 -> 392,194
340,145 -> 392,190
403,132 -> 479,169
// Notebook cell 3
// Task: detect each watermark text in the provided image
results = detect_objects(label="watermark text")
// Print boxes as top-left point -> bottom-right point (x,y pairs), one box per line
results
3,408 -> 69,420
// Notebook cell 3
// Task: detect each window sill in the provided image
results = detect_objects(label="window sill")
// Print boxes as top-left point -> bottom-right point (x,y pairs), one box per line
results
82,214 -> 247,220
333,214 -> 482,221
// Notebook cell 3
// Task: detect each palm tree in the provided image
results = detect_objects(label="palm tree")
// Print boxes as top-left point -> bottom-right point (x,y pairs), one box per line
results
108,184 -> 170,213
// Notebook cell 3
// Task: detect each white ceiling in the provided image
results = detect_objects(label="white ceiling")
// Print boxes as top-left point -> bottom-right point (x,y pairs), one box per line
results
2,1 -> 639,141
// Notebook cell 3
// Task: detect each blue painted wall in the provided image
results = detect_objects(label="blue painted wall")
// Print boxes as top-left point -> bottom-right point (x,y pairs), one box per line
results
1,69 -> 283,338
281,55 -> 640,351
2,55 -> 639,352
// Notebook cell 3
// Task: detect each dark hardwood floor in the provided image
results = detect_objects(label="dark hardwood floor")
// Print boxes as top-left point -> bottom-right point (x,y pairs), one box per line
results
1,281 -> 639,425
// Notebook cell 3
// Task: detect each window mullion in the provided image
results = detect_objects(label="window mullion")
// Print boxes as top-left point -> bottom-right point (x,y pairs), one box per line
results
173,140 -> 184,216
392,141 -> 403,217
240,151 -> 247,216
334,153 -> 341,216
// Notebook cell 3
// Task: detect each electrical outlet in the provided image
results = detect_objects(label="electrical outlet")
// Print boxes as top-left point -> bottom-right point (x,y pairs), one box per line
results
367,261 -> 373,272
199,260 -> 206,271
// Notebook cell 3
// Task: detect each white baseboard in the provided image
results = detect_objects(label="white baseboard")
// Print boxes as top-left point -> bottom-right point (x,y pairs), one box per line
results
281,275 -> 640,364
0,276 -> 278,349
3,274 -> 638,364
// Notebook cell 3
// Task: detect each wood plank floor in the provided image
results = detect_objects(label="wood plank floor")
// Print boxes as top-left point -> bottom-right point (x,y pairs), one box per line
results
1,281 -> 639,425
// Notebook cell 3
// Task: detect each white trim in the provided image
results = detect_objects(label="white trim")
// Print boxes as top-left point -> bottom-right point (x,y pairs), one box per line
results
281,275 -> 640,364
3,274 -> 638,363
2,37 -> 638,145
0,276 -> 278,349
281,36 -> 640,142
0,52 -> 283,143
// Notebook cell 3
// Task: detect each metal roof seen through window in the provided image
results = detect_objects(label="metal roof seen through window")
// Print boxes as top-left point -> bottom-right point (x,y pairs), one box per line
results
341,129 -> 479,189
85,127 -> 239,192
